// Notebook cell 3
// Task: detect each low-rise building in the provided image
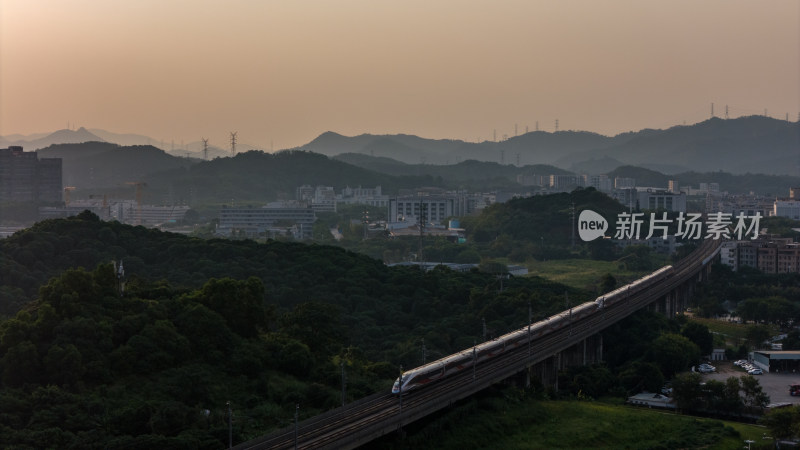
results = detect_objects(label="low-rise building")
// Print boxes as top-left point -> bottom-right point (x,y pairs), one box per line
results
217,203 -> 316,239
637,189 -> 687,213
720,236 -> 800,274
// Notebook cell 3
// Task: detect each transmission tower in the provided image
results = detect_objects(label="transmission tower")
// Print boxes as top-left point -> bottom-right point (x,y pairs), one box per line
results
555,119 -> 559,132
202,138 -> 209,160
418,194 -> 426,262
570,202 -> 576,248
230,131 -> 238,156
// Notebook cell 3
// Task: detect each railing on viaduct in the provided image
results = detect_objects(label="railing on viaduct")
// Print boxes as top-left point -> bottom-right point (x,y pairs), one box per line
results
234,239 -> 722,450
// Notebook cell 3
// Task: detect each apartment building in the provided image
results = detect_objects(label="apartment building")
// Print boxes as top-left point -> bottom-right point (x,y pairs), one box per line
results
0,146 -> 62,203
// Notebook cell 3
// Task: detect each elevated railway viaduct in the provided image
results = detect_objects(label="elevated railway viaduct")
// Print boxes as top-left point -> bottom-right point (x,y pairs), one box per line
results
235,239 -> 722,450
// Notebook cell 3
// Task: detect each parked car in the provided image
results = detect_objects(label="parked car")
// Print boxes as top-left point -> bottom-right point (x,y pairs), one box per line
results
698,364 -> 716,373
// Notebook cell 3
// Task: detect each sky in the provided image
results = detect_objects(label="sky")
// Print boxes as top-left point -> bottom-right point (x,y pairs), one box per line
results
1,0 -> 798,150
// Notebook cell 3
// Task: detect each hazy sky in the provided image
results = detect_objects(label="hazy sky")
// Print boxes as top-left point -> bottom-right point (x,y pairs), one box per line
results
1,0 -> 798,150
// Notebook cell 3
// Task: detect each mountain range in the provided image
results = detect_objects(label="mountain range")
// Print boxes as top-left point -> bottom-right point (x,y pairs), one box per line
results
2,116 -> 798,180
301,117 -> 800,176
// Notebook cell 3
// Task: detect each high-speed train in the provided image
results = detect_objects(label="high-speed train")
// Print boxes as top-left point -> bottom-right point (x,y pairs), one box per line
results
392,265 -> 673,394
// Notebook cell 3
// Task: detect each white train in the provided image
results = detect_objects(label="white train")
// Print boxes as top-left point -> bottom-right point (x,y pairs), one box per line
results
392,265 -> 673,394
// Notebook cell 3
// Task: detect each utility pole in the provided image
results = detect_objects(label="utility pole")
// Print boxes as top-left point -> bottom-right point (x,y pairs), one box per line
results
472,340 -> 477,381
294,404 -> 299,450
570,202 -> 576,249
362,207 -> 369,240
417,195 -> 425,262
527,302 -> 532,358
227,401 -> 232,449
341,360 -> 346,407
398,366 -> 404,411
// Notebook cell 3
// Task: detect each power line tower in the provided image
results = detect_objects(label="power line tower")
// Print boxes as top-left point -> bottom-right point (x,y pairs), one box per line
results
202,138 -> 209,160
230,131 -> 237,156
362,207 -> 369,240
570,202 -> 576,248
417,194 -> 426,262
555,119 -> 559,132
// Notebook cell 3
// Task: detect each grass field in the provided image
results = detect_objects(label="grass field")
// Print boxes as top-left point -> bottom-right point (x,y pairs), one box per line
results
375,392 -> 774,450
523,258 -> 670,291
689,315 -> 780,346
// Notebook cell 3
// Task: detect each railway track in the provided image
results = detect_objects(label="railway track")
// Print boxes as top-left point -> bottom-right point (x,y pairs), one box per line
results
235,239 -> 722,449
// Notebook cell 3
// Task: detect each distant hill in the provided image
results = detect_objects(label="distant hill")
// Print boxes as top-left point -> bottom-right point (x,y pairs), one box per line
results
36,142 -> 194,190
1,128 -> 240,160
1,127 -> 106,150
305,117 -> 800,176
304,130 -> 618,167
556,117 -> 800,175
142,150 -> 446,206
6,116 -> 798,175
335,153 -> 569,180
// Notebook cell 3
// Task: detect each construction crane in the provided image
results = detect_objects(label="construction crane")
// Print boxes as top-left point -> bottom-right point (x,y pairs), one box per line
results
63,186 -> 76,206
125,182 -> 147,225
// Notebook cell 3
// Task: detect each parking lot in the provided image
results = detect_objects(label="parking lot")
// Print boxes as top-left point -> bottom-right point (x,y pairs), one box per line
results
700,361 -> 800,405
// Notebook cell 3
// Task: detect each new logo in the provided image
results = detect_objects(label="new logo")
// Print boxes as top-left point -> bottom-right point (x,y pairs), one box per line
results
578,209 -> 608,242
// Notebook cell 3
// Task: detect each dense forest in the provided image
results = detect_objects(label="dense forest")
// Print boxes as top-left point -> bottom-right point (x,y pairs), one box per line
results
2,211 -> 796,448
0,213 -> 601,447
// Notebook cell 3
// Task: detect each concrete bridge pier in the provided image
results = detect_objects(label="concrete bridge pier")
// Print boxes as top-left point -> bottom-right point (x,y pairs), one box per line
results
530,335 -> 604,390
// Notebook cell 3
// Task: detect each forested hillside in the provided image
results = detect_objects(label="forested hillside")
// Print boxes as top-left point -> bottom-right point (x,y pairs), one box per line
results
141,150 -> 443,206
0,212 -> 598,447
461,187 -> 626,260
2,212 -> 784,448
36,142 -> 194,189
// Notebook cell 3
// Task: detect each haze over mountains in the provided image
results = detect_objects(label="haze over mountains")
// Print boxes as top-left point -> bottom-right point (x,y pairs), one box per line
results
303,116 -> 800,176
2,116 -> 799,176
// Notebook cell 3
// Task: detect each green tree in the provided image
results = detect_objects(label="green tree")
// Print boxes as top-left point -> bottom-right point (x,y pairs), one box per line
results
722,376 -> 743,414
617,361 -> 664,394
2,340 -> 41,387
759,406 -> 800,440
191,277 -> 268,338
740,374 -> 770,410
598,273 -> 616,295
745,324 -> 772,350
783,329 -> 800,350
681,322 -> 714,356
671,371 -> 704,412
648,333 -> 701,378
